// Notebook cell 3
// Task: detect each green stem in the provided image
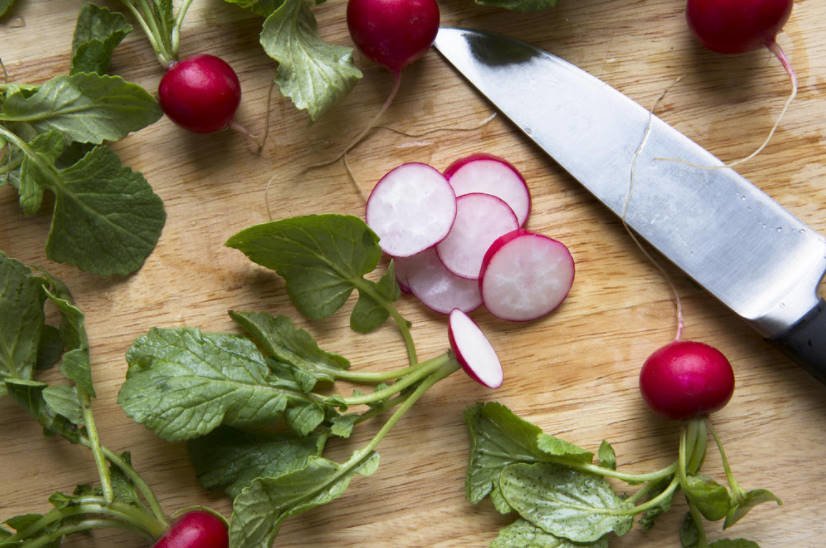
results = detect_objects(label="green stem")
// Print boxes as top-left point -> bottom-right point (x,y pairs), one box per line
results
119,0 -> 174,67
170,0 -> 196,57
686,418 -> 707,475
572,460 -> 677,485
688,502 -> 709,547
330,358 -> 434,385
22,518 -> 150,548
626,475 -> 681,515
330,353 -> 451,407
79,398 -> 114,504
709,424 -> 746,501
95,443 -> 169,527
351,277 -> 417,365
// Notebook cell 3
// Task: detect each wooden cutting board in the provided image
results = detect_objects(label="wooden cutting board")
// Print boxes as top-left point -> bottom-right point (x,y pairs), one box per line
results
2,1 -> 825,546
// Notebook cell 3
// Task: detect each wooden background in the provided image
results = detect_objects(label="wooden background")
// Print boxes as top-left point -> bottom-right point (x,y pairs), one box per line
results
2,0 -> 825,546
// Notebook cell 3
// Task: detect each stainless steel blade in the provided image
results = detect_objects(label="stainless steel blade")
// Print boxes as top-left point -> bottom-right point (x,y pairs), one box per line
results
434,27 -> 826,339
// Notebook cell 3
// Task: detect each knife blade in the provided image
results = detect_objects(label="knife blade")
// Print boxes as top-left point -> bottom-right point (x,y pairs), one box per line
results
434,27 -> 826,380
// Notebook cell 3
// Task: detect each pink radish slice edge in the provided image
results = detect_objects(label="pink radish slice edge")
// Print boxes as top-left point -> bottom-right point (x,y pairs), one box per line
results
366,162 -> 457,257
444,153 -> 531,226
480,229 -> 575,322
395,248 -> 482,314
436,193 -> 519,280
448,309 -> 503,389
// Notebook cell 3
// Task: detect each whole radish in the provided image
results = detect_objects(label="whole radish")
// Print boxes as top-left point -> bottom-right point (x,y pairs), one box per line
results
153,510 -> 229,548
639,340 -> 735,421
159,55 -> 242,134
685,0 -> 796,166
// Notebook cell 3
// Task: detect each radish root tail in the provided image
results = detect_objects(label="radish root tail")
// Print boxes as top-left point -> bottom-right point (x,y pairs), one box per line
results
657,41 -> 797,170
343,152 -> 369,204
257,78 -> 278,155
376,112 -> 497,138
625,78 -> 685,342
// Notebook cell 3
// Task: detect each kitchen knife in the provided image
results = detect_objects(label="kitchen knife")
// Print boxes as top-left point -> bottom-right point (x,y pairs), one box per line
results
434,27 -> 826,381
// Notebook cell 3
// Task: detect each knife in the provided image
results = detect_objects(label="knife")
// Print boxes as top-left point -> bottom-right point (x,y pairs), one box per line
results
434,27 -> 826,381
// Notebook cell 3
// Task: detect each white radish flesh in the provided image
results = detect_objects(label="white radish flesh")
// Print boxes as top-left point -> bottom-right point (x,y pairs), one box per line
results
436,193 -> 519,280
395,248 -> 482,314
480,229 -> 574,322
444,153 -> 531,226
366,163 -> 456,257
448,308 -> 503,389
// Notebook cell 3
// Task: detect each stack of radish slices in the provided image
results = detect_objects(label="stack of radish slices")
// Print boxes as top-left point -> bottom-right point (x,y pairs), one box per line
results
366,153 -> 575,323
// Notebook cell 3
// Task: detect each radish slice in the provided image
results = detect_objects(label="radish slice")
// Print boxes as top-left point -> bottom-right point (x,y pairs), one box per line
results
444,153 -> 531,226
395,248 -> 482,314
448,308 -> 503,389
480,229 -> 575,322
366,163 -> 457,257
436,193 -> 519,280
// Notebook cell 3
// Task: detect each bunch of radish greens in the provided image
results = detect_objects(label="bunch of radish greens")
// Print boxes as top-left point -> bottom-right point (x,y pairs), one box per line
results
0,4 -> 165,276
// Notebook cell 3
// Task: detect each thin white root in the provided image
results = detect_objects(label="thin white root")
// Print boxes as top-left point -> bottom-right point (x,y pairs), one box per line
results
625,78 -> 685,342
376,112 -> 497,138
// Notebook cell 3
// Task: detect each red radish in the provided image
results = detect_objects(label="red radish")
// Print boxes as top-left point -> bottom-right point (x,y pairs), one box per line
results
395,248 -> 482,314
366,163 -> 457,257
479,229 -> 574,322
639,340 -> 735,421
153,510 -> 229,548
444,154 -> 531,226
436,193 -> 519,279
685,0 -> 796,166
158,54 -> 241,134
448,308 -> 503,389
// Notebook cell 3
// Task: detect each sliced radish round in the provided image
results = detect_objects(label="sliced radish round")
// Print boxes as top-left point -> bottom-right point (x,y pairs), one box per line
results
366,163 -> 457,257
395,248 -> 482,314
480,229 -> 575,322
436,193 -> 519,280
444,153 -> 531,226
448,308 -> 503,389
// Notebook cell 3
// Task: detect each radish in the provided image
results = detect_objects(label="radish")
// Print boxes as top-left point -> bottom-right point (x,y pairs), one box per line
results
395,248 -> 482,314
685,0 -> 796,165
448,309 -> 503,389
158,54 -> 242,134
639,340 -> 735,421
444,153 -> 531,226
154,510 -> 229,548
479,229 -> 575,322
436,193 -> 519,279
365,162 -> 457,257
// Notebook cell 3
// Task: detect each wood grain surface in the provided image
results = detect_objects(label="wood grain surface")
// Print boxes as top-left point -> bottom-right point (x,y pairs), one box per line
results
2,1 -> 825,546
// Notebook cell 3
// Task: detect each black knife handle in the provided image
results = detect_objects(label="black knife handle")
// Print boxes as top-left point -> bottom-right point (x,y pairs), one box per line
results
773,299 -> 826,383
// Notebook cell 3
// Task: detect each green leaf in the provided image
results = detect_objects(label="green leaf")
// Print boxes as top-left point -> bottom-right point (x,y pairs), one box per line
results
42,384 -> 84,425
597,441 -> 616,470
329,412 -> 358,438
285,402 -> 325,436
229,451 -> 379,547
0,0 -> 15,18
109,451 -> 141,505
679,512 -> 700,548
18,131 -> 65,214
188,426 -> 326,498
709,540 -> 760,548
349,266 -> 399,334
474,0 -> 558,12
224,0 -> 285,17
118,327 -> 314,441
0,253 -> 46,389
637,477 -> 676,530
499,462 -> 633,543
684,475 -> 731,521
724,488 -> 781,529
71,4 -> 133,75
229,310 -> 349,390
260,0 -> 362,120
59,349 -> 94,399
226,215 -> 382,321
4,378 -> 81,441
0,73 -> 161,143
492,519 -> 609,548
536,433 -> 593,464
35,325 -> 64,371
43,145 -> 166,276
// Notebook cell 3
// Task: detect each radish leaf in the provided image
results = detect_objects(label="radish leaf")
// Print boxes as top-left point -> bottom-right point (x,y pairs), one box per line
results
0,0 -> 15,17
118,327 -> 318,441
724,489 -> 781,528
492,518 -> 608,548
350,265 -> 400,334
71,3 -> 133,75
259,0 -> 362,120
18,131 -> 64,214
499,462 -> 634,543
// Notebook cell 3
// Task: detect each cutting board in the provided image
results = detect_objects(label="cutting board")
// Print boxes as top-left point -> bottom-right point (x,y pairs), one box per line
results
2,1 -> 825,546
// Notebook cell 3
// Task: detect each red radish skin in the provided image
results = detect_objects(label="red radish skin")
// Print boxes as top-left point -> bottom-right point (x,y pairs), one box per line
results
346,0 -> 440,74
686,0 -> 792,54
395,248 -> 482,314
366,163 -> 457,257
448,309 -> 503,389
153,510 -> 229,548
436,193 -> 519,280
444,154 -> 532,226
158,54 -> 241,134
639,340 -> 735,421
479,229 -> 575,322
